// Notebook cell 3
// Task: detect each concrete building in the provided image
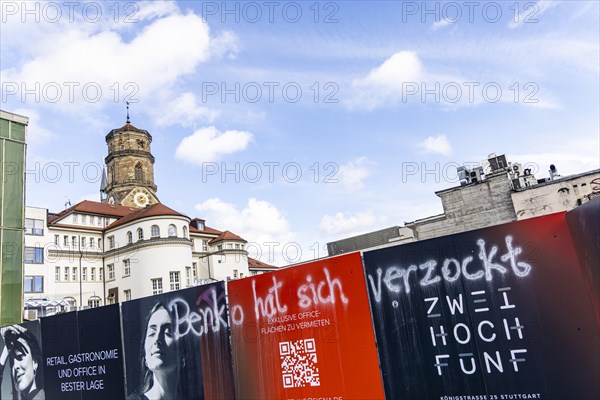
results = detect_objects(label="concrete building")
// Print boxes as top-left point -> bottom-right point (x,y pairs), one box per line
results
0,110 -> 28,325
23,118 -> 276,319
327,153 -> 600,255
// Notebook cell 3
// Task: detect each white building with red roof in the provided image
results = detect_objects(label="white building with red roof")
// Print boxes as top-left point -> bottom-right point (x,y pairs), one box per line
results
23,119 -> 276,317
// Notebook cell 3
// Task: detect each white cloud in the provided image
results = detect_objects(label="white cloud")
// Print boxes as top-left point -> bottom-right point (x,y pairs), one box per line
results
319,211 -> 379,236
337,157 -> 370,191
431,19 -> 452,31
347,51 -> 423,110
0,10 -> 237,114
154,92 -> 219,127
418,135 -> 453,156
196,198 -> 295,265
175,126 -> 253,164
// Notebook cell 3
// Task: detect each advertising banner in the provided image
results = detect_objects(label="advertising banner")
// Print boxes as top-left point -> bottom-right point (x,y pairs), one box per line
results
40,305 -> 125,400
41,311 -> 80,400
1,320 -> 45,400
228,252 -> 385,400
363,212 -> 600,399
566,197 -> 600,325
121,282 -> 235,400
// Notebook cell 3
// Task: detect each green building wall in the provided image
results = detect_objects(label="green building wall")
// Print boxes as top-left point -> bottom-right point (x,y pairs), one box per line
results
0,110 -> 27,325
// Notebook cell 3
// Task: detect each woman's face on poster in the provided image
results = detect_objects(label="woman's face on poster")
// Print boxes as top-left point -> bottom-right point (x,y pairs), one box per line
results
10,337 -> 37,393
144,307 -> 177,372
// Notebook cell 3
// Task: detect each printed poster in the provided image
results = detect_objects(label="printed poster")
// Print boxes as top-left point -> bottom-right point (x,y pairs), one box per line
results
41,305 -> 126,400
228,252 -> 385,400
363,212 -> 600,399
1,320 -> 45,400
121,282 -> 235,400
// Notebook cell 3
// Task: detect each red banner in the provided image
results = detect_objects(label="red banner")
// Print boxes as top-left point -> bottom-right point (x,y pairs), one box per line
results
228,252 -> 385,400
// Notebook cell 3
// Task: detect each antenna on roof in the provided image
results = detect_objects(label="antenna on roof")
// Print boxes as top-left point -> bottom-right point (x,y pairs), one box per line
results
126,101 -> 130,124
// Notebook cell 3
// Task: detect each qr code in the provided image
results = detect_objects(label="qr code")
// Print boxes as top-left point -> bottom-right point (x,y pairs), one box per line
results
279,338 -> 320,388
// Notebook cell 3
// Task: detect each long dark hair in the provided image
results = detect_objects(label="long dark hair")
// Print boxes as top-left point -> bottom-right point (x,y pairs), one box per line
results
5,327 -> 44,399
137,301 -> 183,397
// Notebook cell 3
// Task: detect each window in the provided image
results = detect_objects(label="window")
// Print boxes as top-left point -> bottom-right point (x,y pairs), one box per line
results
127,231 -> 133,244
63,235 -> 68,246
186,267 -> 191,286
183,226 -> 188,238
168,224 -> 177,237
25,218 -> 44,235
82,267 -> 87,281
202,240 -> 208,252
88,297 -> 101,308
81,215 -> 86,224
137,228 -> 144,241
72,267 -> 77,281
73,214 -> 78,223
72,236 -> 77,246
24,247 -> 44,264
91,268 -> 96,281
192,262 -> 197,278
233,269 -> 238,279
90,216 -> 95,225
152,278 -> 163,295
24,276 -> 44,293
81,237 -> 86,248
99,267 -> 103,281
217,244 -> 223,251
151,225 -> 160,238
235,243 -> 240,249
97,217 -> 102,227
98,239 -> 102,248
90,238 -> 95,248
227,243 -> 233,249
169,272 -> 180,291
108,236 -> 115,249
135,163 -> 144,180
54,235 -> 59,245
55,267 -> 60,281
107,264 -> 115,280
124,290 -> 131,301
123,259 -> 130,276
64,267 -> 69,281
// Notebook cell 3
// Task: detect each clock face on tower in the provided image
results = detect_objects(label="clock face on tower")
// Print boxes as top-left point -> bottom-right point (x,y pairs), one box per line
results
134,192 -> 149,207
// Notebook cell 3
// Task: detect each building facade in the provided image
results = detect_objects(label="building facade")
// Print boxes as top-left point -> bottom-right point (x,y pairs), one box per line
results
0,110 -> 27,325
328,153 -> 600,255
22,120 -> 276,319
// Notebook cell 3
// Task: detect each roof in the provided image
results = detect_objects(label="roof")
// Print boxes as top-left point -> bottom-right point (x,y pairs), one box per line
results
106,203 -> 188,230
49,200 -> 135,224
208,230 -> 247,244
189,225 -> 222,235
105,123 -> 152,142
248,257 -> 278,270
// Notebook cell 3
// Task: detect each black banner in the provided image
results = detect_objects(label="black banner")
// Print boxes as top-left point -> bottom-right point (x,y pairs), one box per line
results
121,282 -> 235,400
363,213 -> 600,399
1,320 -> 45,400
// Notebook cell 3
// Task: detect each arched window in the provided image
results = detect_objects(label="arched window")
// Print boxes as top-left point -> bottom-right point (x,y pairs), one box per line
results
151,225 -> 160,238
137,228 -> 144,241
88,296 -> 101,308
168,224 -> 177,237
127,231 -> 133,244
135,163 -> 144,180
183,226 -> 188,238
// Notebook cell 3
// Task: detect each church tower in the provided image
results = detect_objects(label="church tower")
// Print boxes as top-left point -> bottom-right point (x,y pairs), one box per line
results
101,107 -> 159,208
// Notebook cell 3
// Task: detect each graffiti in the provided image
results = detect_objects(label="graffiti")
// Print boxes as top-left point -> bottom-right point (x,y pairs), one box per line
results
249,268 -> 349,322
169,289 -> 227,338
367,236 -> 532,300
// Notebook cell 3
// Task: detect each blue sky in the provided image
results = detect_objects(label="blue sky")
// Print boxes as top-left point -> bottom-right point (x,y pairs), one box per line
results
2,1 -> 599,265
